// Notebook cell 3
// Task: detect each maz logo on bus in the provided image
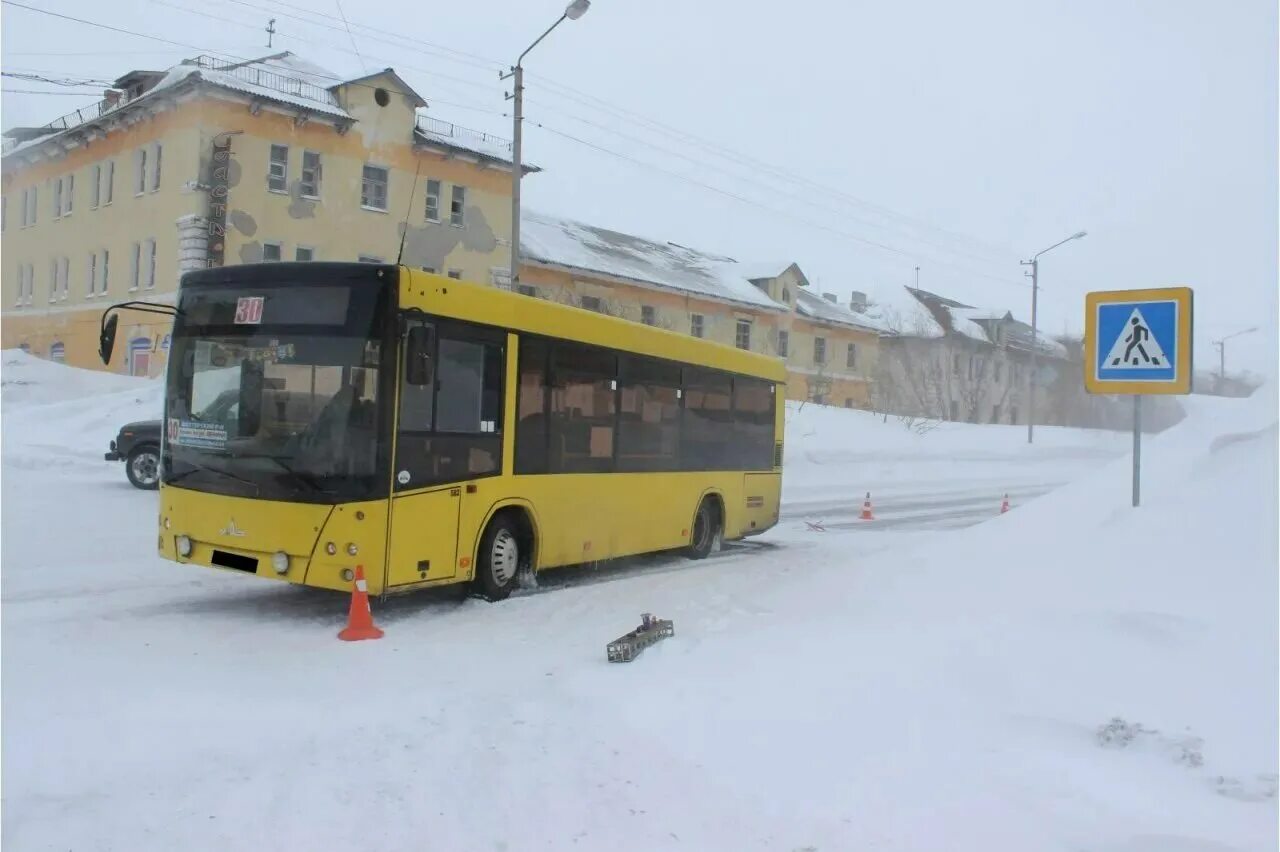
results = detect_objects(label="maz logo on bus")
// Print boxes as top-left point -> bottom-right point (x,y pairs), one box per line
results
234,296 -> 265,325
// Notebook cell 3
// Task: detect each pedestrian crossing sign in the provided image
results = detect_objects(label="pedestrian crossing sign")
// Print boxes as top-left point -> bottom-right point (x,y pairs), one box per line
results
1085,287 -> 1193,394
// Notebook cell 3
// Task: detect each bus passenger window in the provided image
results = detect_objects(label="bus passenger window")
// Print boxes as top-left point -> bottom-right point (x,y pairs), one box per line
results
515,338 -> 549,474
617,355 -> 680,472
733,377 -> 776,471
550,344 -> 616,474
681,368 -> 732,470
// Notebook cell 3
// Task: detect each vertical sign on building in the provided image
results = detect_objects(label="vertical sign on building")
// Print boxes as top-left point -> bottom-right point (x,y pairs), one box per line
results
207,133 -> 234,268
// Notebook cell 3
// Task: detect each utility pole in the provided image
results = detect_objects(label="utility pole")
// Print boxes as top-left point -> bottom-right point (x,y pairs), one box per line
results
266,18 -> 276,48
502,0 -> 590,291
914,265 -> 920,288
1211,326 -> 1258,392
1020,230 -> 1087,444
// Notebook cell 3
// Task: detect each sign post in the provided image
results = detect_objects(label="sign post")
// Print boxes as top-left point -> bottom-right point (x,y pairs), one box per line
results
1084,287 -> 1194,507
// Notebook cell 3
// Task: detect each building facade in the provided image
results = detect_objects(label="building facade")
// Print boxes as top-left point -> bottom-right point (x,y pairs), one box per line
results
517,211 -> 883,406
2,52 -> 524,375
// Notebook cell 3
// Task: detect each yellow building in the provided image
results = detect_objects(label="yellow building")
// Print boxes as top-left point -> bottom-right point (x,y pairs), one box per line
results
2,51 -> 528,374
517,211 -> 883,406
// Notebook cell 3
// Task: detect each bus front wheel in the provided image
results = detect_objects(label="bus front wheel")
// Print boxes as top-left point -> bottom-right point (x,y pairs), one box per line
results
686,497 -> 722,560
474,514 -> 524,602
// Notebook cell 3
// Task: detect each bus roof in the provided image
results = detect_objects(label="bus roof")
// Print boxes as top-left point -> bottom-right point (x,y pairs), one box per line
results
401,267 -> 787,383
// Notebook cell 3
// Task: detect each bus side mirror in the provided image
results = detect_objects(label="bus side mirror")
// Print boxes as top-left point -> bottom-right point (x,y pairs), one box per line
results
405,326 -> 434,386
99,314 -> 119,365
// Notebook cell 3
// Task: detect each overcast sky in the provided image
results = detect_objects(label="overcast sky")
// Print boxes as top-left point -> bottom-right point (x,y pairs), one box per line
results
4,0 -> 1276,375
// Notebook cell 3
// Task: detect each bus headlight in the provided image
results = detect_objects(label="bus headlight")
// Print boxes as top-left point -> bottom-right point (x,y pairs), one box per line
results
271,551 -> 289,574
340,567 -> 355,582
176,535 -> 193,557
325,542 -> 337,556
346,543 -> 358,556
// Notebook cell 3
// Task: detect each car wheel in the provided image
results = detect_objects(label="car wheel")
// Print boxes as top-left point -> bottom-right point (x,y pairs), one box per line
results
126,444 -> 160,490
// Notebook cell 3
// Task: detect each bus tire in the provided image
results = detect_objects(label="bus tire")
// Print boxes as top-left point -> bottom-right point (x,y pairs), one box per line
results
474,514 -> 524,602
686,496 -> 722,560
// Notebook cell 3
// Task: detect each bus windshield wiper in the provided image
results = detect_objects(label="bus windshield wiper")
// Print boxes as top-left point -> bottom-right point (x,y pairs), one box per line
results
244,454 -> 332,494
166,463 -> 260,495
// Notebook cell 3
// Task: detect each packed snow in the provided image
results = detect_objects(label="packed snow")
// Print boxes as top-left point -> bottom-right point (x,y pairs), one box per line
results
2,350 -> 1275,851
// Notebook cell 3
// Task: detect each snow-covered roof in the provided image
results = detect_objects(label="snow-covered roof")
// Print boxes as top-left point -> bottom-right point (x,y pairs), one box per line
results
794,288 -> 890,334
149,53 -> 351,119
903,286 -> 1069,357
519,210 -> 786,311
414,116 -> 522,169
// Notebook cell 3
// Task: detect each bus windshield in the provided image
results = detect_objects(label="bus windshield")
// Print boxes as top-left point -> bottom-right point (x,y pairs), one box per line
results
162,269 -> 393,503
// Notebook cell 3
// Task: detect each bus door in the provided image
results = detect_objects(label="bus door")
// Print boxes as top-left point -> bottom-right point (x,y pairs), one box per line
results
385,319 -> 505,589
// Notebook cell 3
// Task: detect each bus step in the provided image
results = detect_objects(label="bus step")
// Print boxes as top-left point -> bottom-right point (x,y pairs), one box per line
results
606,614 -> 674,663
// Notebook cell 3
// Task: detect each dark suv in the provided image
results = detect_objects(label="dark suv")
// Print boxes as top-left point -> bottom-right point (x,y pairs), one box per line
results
106,420 -> 163,489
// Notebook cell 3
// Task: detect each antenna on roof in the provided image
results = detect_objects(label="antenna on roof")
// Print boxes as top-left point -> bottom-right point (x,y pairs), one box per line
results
266,18 -> 277,48
395,156 -> 425,267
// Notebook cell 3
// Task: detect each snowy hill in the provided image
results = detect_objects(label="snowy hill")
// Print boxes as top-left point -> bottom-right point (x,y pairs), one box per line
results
1,353 -> 1275,851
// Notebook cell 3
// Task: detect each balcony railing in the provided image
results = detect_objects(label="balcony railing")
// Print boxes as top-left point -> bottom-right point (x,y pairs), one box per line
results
416,115 -> 512,157
191,55 -> 333,106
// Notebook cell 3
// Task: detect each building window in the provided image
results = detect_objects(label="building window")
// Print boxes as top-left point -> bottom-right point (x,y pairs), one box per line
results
814,336 -> 826,365
690,313 -> 704,338
421,266 -> 437,274
490,268 -> 511,287
48,259 -> 57,303
151,143 -> 162,192
295,246 -> 314,262
25,186 -> 37,226
357,254 -> 382,263
52,178 -> 62,219
262,242 -> 282,262
735,320 -> 752,350
90,165 -> 101,209
135,148 -> 147,195
782,286 -> 790,302
145,239 -> 156,289
103,160 -> 114,205
50,342 -> 66,364
300,150 -> 321,197
450,185 -> 466,225
641,305 -> 655,326
64,174 -> 74,216
269,144 -> 289,192
516,284 -> 537,297
130,242 -> 141,291
424,178 -> 441,222
99,249 -> 109,294
846,342 -> 857,369
361,165 -> 388,210
58,256 -> 69,300
778,330 -> 789,358
581,295 -> 602,312
87,252 -> 97,297
447,269 -> 463,280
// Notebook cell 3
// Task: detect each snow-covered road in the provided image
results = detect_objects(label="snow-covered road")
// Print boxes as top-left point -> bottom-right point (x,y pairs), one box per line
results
3,352 -> 1274,852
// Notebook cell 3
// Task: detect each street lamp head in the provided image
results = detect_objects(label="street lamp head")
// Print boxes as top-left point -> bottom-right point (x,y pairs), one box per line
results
1071,230 -> 1087,240
565,0 -> 590,20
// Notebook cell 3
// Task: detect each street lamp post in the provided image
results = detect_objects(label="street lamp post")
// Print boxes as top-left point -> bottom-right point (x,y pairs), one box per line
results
1212,326 -> 1258,390
1020,230 -> 1086,444
504,0 -> 590,290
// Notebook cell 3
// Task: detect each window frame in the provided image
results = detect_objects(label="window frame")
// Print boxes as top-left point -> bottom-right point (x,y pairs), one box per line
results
262,241 -> 283,263
690,313 -> 704,338
295,246 -> 315,262
90,164 -> 101,209
424,178 -> 441,222
735,319 -> 752,350
814,336 -> 826,365
846,342 -> 857,369
135,148 -> 148,196
361,164 -> 389,211
299,150 -> 321,198
449,184 -> 466,226
778,329 -> 789,358
151,143 -> 162,192
268,144 -> 289,193
640,305 -> 656,326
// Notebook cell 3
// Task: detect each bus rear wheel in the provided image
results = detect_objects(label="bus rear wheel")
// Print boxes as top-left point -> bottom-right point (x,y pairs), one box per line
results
686,497 -> 722,560
474,515 -> 524,602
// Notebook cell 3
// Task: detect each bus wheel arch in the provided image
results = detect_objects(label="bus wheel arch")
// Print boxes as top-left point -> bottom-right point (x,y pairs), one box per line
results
687,491 -> 724,560
473,503 -> 537,602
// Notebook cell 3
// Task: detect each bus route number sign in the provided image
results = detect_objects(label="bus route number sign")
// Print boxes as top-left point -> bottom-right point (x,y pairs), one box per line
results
234,296 -> 265,325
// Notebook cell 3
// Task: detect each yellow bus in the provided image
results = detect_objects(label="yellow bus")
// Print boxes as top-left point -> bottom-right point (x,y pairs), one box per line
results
102,262 -> 786,600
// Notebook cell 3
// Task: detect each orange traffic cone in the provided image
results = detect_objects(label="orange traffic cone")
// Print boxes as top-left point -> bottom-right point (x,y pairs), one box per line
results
338,565 -> 384,641
860,492 -> 875,521
1000,494 -> 1010,514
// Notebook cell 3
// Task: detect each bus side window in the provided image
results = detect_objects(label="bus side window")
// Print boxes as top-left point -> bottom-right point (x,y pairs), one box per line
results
732,377 -> 775,471
617,354 -> 680,472
681,368 -> 732,470
550,343 -> 616,474
515,338 -> 549,475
